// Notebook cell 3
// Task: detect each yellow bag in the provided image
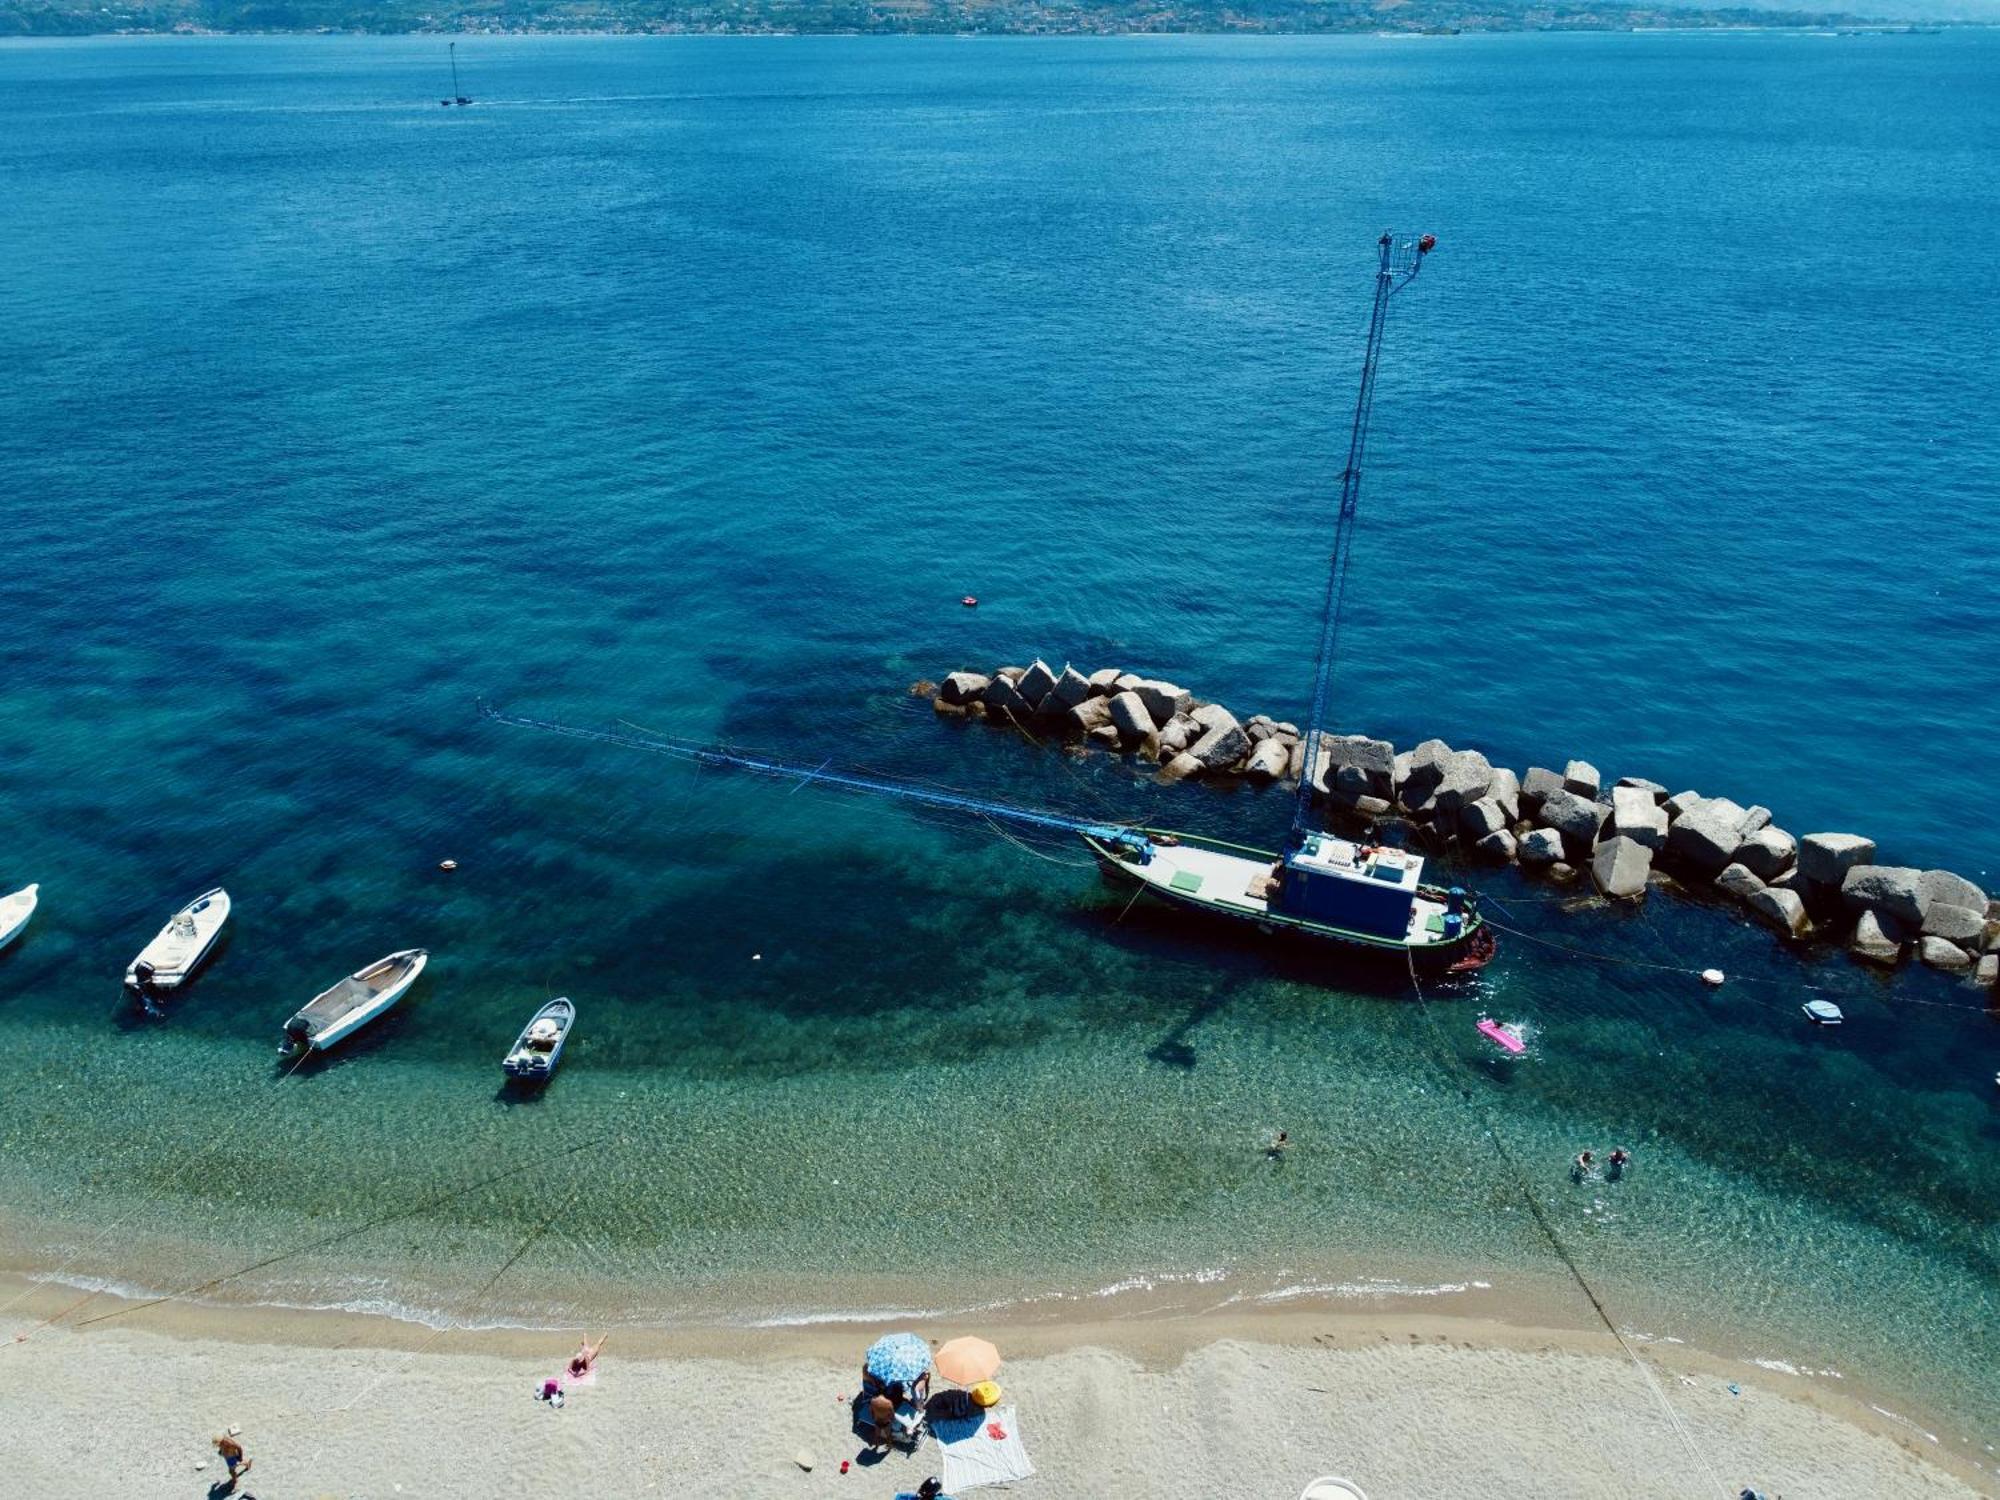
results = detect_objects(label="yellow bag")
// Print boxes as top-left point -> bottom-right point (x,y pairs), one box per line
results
970,1380 -> 1002,1408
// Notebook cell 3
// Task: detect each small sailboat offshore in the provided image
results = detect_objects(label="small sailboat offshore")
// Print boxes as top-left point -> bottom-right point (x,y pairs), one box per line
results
485,231 -> 1492,978
279,949 -> 427,1059
502,997 -> 575,1081
125,887 -> 230,999
440,41 -> 472,107
0,884 -> 39,950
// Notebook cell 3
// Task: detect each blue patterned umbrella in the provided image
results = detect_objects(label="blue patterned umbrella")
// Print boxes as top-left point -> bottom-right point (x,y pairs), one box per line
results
864,1331 -> 932,1386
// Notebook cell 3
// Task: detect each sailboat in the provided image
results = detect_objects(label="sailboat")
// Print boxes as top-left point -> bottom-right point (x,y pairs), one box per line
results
486,231 -> 1493,977
440,42 -> 472,107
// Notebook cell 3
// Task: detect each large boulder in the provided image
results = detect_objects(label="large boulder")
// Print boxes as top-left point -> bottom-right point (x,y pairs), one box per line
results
1615,776 -> 1668,801
1919,936 -> 1974,972
1475,829 -> 1519,863
1563,759 -> 1601,798
1592,836 -> 1652,900
1400,738 -> 1455,807
1518,827 -> 1566,867
1107,690 -> 1157,744
1849,909 -> 1905,966
1919,869 -> 1987,915
1015,659 -> 1060,710
1086,667 -> 1123,696
1157,713 -> 1199,758
1048,665 -> 1095,712
1798,833 -> 1876,889
1610,785 -> 1668,851
1520,766 -> 1564,813
1088,724 -> 1122,748
1840,865 -> 1927,928
1157,752 -> 1203,784
1322,735 -> 1397,800
1747,887 -> 1810,939
1461,796 -> 1509,841
1063,695 -> 1117,735
938,671 -> 990,706
1127,679 -> 1193,726
1186,707 -> 1249,771
1733,827 -> 1797,880
1243,716 -> 1276,743
1715,863 -> 1766,902
1539,788 -> 1608,854
1920,900 -> 1986,947
1487,767 -> 1522,824
1243,737 -> 1291,783
1739,804 -> 1773,835
1663,790 -> 1703,820
1433,749 -> 1495,819
982,674 -> 1032,717
1666,797 -> 1752,875
1977,952 -> 1998,988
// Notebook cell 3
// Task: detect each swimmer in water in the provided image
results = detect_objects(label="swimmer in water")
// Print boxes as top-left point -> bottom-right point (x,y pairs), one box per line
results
1266,1129 -> 1290,1159
1572,1150 -> 1596,1183
1607,1148 -> 1630,1181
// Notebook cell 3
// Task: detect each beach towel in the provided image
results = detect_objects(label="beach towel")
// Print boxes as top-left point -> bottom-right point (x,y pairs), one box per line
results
933,1403 -> 1033,1492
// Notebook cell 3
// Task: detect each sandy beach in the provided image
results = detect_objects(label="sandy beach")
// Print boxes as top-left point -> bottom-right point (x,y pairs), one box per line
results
2,1280 -> 1987,1500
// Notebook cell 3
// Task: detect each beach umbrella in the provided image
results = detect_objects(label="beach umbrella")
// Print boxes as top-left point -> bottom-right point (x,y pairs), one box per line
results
864,1331 -> 932,1387
934,1335 -> 1001,1386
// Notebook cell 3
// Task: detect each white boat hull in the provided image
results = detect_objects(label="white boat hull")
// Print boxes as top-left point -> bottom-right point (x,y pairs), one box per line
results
126,887 -> 231,990
0,884 -> 39,951
283,950 -> 428,1056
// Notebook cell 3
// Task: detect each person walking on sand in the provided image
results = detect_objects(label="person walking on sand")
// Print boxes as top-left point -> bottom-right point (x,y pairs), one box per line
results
213,1433 -> 252,1486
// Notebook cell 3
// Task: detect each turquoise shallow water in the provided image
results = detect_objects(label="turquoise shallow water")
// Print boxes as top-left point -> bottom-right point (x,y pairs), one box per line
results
1,30 -> 1997,1457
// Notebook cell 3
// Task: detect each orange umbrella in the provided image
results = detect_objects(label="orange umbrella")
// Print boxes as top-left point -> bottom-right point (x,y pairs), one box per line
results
933,1335 -> 1002,1386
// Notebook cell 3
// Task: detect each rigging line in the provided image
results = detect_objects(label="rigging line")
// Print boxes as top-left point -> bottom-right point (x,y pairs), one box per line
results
990,702 -> 1131,823
1,1043 -> 321,1334
68,1130 -> 618,1331
1402,948 -> 1734,1500
979,815 -> 1097,869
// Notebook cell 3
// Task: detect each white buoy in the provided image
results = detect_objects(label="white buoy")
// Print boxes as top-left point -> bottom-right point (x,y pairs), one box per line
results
1700,968 -> 1725,988
751,953 -> 761,961
438,859 -> 458,872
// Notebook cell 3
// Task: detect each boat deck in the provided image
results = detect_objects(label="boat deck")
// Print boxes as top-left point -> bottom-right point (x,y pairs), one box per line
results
294,963 -> 407,1026
1126,839 -> 1455,946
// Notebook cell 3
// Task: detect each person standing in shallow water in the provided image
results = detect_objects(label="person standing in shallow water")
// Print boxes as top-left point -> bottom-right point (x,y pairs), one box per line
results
1572,1150 -> 1596,1183
1608,1148 -> 1631,1181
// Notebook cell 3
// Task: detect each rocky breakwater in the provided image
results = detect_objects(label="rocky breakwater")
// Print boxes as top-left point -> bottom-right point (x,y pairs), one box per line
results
930,660 -> 1306,787
926,661 -> 2000,989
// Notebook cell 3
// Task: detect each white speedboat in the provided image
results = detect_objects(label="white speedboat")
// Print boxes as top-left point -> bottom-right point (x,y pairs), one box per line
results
126,887 -> 231,992
0,884 -> 39,950
1803,999 -> 1844,1026
279,949 -> 427,1059
502,997 -> 575,1082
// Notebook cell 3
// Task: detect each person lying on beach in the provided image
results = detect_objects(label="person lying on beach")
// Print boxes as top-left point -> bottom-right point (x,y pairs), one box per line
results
213,1434 -> 252,1484
567,1335 -> 605,1379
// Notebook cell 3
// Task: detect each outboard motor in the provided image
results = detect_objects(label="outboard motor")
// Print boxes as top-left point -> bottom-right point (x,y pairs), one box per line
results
129,959 -> 156,991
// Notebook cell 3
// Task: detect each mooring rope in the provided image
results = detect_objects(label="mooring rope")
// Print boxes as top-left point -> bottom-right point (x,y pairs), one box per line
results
1403,947 -> 1735,1500
2,1043 -> 321,1338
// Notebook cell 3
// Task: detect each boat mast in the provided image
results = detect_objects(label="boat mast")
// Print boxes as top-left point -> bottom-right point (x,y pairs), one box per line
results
450,43 -> 461,99
1289,229 -> 1434,847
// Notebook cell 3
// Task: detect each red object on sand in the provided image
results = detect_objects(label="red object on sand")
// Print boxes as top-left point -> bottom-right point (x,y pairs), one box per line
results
840,1459 -> 850,1474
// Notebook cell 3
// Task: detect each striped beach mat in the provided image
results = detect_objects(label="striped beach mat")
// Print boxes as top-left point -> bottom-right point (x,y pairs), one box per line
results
935,1403 -> 1034,1492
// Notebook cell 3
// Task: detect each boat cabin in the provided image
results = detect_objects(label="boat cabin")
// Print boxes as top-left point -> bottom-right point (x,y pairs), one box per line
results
1278,834 -> 1427,939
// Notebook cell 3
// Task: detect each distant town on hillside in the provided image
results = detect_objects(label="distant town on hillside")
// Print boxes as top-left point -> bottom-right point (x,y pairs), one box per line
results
1,0 -> 1924,38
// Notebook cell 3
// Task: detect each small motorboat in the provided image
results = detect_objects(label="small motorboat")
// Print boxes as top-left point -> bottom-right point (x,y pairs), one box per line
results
126,887 -> 230,993
502,997 -> 575,1081
0,884 -> 39,950
1803,999 -> 1844,1026
280,949 -> 427,1059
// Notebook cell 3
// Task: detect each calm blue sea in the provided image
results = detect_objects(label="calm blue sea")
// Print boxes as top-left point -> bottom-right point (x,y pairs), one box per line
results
1,30 -> 1996,1459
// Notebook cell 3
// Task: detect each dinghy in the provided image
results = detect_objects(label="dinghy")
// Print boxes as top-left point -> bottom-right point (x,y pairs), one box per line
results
125,887 -> 230,993
0,884 -> 39,951
502,997 -> 575,1081
1802,999 -> 1844,1026
279,949 -> 427,1059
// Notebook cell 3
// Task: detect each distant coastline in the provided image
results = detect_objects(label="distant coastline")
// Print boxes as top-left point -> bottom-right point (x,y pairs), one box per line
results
4,1 -> 1961,43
